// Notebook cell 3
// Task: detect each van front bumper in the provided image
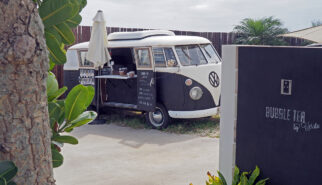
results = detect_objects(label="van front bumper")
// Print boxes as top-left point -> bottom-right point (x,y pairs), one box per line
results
168,107 -> 219,119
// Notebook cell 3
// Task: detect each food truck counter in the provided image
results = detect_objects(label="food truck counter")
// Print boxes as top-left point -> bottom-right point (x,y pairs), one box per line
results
95,75 -> 137,79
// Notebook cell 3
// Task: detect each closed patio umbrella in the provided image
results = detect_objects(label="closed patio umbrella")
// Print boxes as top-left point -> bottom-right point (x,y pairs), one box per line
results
86,10 -> 111,120
281,25 -> 322,44
86,10 -> 111,68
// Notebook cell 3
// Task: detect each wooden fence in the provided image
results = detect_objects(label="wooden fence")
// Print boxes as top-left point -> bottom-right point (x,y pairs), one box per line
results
54,25 -> 304,87
72,26 -> 239,57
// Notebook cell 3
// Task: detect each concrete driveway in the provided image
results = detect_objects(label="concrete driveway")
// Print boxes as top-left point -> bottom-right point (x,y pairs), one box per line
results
54,124 -> 219,185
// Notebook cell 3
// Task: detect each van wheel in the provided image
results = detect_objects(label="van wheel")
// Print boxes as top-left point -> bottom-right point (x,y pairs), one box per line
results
145,104 -> 170,129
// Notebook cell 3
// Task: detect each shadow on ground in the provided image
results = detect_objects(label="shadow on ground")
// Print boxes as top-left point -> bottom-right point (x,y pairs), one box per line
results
71,109 -> 219,149
72,123 -> 201,149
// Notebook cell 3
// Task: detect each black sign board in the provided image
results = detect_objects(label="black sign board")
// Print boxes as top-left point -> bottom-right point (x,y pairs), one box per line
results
137,70 -> 156,111
236,47 -> 322,185
63,70 -> 80,95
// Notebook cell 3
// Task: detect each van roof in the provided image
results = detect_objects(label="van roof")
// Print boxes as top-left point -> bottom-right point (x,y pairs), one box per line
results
108,30 -> 175,40
68,30 -> 211,50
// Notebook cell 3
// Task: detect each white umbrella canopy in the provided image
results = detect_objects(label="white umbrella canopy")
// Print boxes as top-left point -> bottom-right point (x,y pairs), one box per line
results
282,25 -> 322,44
86,10 -> 111,69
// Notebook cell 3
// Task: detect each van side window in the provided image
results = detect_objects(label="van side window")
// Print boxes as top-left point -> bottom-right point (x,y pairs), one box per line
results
152,48 -> 177,67
79,51 -> 94,67
136,48 -> 152,68
153,48 -> 166,67
164,48 -> 177,66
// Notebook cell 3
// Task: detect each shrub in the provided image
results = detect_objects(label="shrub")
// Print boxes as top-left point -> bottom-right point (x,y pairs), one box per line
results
191,166 -> 269,185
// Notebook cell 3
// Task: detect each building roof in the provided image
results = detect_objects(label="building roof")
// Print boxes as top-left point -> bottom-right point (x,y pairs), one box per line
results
281,25 -> 322,43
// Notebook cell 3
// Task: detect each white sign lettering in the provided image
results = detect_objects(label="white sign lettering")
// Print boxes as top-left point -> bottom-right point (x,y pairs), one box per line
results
265,106 -> 320,132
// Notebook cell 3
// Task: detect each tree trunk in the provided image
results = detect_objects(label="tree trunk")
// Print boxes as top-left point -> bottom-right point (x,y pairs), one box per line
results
0,0 -> 55,184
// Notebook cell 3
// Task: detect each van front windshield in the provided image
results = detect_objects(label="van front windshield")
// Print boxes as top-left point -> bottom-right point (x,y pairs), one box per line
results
200,44 -> 221,63
175,45 -> 207,66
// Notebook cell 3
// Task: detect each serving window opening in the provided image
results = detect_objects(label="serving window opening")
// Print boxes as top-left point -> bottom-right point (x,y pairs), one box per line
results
109,48 -> 136,73
103,48 -> 138,105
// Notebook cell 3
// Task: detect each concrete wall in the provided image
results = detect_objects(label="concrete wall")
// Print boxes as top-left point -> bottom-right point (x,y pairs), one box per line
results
219,45 -> 238,184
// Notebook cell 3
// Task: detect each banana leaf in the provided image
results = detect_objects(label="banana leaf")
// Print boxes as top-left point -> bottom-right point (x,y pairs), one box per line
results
39,0 -> 76,28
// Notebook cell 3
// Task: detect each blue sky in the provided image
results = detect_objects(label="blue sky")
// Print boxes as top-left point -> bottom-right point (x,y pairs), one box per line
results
80,0 -> 322,32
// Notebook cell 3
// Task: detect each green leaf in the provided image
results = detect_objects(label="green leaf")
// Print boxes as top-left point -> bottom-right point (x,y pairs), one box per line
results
48,86 -> 67,102
213,180 -> 222,185
232,166 -> 240,185
0,161 -> 18,183
48,102 -> 63,128
56,100 -> 66,125
39,0 -> 75,28
240,174 -> 248,185
217,171 -> 227,185
69,0 -> 81,15
52,149 -> 64,168
45,31 -> 66,64
70,111 -> 97,125
7,181 -> 17,185
45,28 -> 62,44
50,118 -> 57,129
49,60 -> 56,71
66,14 -> 82,28
57,100 -> 65,125
255,178 -> 269,185
0,177 -> 6,185
53,135 -> 78,145
248,166 -> 260,185
65,111 -> 97,132
78,0 -> 87,12
65,85 -> 89,122
53,22 -> 75,45
84,86 -> 95,108
47,72 -> 58,98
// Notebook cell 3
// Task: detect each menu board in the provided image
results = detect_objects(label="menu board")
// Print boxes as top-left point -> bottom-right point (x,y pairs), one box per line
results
137,70 -> 156,111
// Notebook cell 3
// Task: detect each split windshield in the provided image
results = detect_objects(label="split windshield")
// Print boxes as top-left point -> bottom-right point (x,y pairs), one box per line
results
200,44 -> 221,64
175,45 -> 207,66
175,44 -> 220,66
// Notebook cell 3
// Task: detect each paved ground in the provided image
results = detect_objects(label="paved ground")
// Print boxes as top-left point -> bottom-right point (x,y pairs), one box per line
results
54,124 -> 219,185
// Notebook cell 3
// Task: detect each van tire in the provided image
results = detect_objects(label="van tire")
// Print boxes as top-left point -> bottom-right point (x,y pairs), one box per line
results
145,103 -> 170,129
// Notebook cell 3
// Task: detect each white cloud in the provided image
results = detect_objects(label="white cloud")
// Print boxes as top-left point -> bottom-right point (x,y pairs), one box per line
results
80,0 -> 322,32
191,4 -> 209,10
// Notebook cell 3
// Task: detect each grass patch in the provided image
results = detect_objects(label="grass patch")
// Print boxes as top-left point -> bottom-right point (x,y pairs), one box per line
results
165,115 -> 220,138
100,109 -> 220,138
100,110 -> 149,129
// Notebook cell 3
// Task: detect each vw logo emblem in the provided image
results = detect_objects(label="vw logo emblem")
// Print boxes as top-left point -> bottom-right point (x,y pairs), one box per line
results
209,72 -> 220,87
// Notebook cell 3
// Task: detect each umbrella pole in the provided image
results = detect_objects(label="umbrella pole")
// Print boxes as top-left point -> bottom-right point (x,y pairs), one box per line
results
90,66 -> 105,125
96,66 -> 101,116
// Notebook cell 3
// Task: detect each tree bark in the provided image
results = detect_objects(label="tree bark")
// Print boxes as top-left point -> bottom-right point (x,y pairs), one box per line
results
0,0 -> 55,184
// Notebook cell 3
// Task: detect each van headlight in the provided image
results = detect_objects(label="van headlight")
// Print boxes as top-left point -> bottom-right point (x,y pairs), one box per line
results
189,87 -> 203,100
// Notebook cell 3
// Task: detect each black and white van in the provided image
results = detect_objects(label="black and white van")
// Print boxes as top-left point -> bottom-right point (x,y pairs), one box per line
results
64,30 -> 221,128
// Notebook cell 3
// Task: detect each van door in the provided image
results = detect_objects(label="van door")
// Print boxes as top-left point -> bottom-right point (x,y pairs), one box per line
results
134,47 -> 156,111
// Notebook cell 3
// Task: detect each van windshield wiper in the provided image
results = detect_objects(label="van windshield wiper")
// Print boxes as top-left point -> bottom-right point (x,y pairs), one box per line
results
181,48 -> 192,61
203,47 -> 212,59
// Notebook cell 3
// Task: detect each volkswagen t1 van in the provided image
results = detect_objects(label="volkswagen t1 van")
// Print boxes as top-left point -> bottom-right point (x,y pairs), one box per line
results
64,30 -> 221,128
